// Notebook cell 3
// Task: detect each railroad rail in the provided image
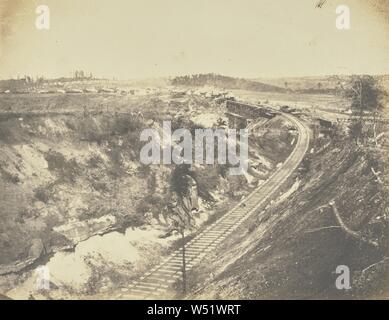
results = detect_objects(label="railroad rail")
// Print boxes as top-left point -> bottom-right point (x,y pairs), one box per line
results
116,104 -> 310,300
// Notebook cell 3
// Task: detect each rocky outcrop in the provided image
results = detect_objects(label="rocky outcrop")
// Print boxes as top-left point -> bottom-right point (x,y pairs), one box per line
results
0,239 -> 44,276
0,216 -> 117,276
53,215 -> 117,245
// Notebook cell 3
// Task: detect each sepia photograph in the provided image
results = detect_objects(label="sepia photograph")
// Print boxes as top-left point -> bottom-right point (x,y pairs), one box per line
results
0,0 -> 389,304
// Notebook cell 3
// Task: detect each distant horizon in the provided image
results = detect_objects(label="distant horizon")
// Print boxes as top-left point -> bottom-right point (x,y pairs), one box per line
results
1,72 -> 389,83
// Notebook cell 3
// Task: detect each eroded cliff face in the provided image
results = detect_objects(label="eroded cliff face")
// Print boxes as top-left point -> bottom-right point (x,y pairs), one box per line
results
0,113 -> 148,267
0,94 -> 294,297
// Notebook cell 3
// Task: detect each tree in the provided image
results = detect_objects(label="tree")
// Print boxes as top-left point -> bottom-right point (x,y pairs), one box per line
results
346,75 -> 383,114
348,120 -> 363,146
167,165 -> 199,294
345,75 -> 386,145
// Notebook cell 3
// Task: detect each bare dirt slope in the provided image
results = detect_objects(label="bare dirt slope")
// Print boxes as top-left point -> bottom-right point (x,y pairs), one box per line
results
189,128 -> 389,299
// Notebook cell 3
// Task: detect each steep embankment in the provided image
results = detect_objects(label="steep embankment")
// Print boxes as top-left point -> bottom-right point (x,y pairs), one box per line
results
0,112 -> 149,266
189,131 -> 388,299
0,93 -> 296,297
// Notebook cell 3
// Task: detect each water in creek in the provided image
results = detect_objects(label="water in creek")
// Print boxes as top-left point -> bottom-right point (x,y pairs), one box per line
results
6,226 -> 180,299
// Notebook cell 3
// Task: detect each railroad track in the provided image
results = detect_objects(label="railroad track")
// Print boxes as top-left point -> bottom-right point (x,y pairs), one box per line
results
116,106 -> 310,300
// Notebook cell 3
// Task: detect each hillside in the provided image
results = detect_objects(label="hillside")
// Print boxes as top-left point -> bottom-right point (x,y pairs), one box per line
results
171,74 -> 285,93
253,75 -> 389,95
189,115 -> 389,299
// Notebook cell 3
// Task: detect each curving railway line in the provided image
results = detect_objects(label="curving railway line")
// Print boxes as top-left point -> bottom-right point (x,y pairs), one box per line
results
116,104 -> 310,300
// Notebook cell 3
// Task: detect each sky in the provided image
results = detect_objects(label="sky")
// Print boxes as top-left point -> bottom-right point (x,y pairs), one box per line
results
0,0 -> 388,79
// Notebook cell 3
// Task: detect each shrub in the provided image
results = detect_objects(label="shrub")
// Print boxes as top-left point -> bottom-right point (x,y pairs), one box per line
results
34,186 -> 50,203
